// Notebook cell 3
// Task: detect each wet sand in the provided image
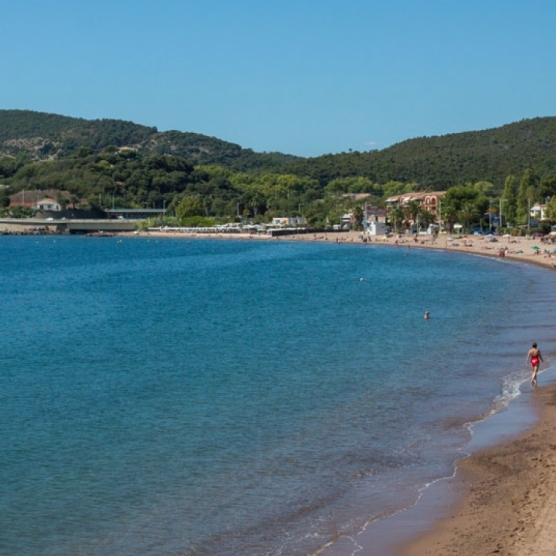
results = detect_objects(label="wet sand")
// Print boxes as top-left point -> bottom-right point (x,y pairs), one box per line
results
400,383 -> 556,556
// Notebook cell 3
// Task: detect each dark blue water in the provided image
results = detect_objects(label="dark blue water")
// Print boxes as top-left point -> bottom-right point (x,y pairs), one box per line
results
1,236 -> 555,556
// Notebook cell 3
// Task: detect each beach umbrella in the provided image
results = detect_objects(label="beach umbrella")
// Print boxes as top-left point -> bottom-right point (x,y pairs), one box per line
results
531,246 -> 540,250
503,234 -> 512,238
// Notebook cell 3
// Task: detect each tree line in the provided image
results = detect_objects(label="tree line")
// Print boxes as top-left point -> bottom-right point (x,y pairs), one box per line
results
2,110 -> 556,232
2,145 -> 556,233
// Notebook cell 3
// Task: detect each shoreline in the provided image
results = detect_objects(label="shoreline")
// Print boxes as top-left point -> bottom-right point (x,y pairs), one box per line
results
130,228 -> 556,273
399,382 -> 556,556
130,228 -> 556,554
4,229 -> 554,554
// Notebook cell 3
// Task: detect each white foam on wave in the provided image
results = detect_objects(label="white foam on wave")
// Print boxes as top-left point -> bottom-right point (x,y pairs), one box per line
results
324,364 -> 556,556
462,363 -> 556,459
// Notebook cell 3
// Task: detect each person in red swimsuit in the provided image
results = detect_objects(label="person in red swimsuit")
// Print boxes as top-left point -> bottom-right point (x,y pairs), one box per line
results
527,342 -> 544,387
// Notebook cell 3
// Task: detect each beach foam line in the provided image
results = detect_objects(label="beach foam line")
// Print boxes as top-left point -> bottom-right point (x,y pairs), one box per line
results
400,382 -> 556,555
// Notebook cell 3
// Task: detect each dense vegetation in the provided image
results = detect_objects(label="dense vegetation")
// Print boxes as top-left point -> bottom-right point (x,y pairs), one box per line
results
0,109 -> 298,171
278,118 -> 556,188
2,109 -> 556,231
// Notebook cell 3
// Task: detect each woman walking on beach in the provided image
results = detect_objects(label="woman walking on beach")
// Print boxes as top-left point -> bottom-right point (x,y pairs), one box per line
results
527,342 -> 543,386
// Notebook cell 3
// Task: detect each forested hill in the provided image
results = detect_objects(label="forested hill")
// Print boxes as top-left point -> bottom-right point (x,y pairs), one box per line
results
0,109 -> 298,171
2,109 -> 556,186
282,117 -> 556,187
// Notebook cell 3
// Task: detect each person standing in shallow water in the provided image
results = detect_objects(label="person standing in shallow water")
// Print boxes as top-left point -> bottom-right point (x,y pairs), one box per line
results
527,342 -> 543,386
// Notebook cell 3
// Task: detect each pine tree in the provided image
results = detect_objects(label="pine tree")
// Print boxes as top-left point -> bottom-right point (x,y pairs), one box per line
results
516,169 -> 537,224
501,175 -> 517,225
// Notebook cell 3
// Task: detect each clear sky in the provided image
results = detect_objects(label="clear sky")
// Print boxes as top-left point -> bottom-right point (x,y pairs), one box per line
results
1,0 -> 555,157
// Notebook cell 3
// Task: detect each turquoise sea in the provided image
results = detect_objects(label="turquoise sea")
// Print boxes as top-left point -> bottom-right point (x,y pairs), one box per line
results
1,235 -> 555,556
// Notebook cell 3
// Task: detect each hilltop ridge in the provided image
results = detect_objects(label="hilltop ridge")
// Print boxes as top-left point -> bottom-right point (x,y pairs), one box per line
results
1,109 -> 556,186
0,109 -> 298,172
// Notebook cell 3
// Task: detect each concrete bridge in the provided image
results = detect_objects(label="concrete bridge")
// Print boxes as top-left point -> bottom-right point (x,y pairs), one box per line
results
0,218 -> 137,234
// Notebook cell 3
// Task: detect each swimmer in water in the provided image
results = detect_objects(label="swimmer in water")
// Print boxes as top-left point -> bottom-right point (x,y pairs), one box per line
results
526,342 -> 543,386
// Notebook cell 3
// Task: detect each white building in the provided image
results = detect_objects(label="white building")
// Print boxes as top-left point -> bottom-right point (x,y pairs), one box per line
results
37,198 -> 61,211
530,203 -> 548,221
366,220 -> 389,235
271,217 -> 307,227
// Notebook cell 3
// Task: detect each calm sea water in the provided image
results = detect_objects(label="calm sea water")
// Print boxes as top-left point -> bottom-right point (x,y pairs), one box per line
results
1,236 -> 555,556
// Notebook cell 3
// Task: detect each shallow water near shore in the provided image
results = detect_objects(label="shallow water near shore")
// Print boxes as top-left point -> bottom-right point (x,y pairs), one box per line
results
1,236 -> 555,556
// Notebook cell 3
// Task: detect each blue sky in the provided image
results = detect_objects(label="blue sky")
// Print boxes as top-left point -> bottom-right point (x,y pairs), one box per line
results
1,0 -> 555,157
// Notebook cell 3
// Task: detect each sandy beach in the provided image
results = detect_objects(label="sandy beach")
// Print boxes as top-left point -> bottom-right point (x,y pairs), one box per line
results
135,228 -> 556,555
137,228 -> 556,273
400,383 -> 556,556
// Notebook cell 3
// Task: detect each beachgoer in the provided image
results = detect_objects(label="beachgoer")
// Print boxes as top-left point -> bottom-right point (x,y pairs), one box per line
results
424,311 -> 429,320
527,342 -> 543,386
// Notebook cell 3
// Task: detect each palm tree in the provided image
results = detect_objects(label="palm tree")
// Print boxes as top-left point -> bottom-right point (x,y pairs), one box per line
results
352,205 -> 364,230
459,202 -> 480,233
418,208 -> 435,230
441,202 -> 458,233
404,201 -> 421,230
389,205 -> 405,233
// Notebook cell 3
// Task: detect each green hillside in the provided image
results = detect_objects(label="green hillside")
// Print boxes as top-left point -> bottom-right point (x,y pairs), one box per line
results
282,117 -> 556,187
0,109 -> 298,171
3,109 -> 556,186
2,109 -> 556,231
